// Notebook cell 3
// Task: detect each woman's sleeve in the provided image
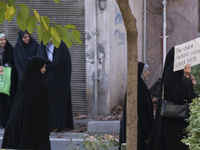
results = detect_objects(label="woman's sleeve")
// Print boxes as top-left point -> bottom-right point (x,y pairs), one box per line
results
164,72 -> 193,103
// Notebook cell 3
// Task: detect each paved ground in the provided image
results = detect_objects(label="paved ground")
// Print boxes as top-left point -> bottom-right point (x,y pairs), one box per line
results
0,130 -> 87,150
0,118 -> 120,150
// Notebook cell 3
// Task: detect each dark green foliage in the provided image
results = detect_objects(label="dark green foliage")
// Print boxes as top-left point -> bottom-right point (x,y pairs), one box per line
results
191,65 -> 200,96
182,98 -> 200,150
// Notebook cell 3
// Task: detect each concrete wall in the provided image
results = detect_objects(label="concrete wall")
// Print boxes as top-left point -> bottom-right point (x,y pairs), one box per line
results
129,0 -> 144,62
85,0 -> 97,115
85,0 -> 143,115
85,0 -> 199,115
108,2 -> 127,115
146,0 -> 199,89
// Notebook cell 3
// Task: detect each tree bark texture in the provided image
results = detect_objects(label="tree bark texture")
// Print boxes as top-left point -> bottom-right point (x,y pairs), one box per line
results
116,0 -> 138,150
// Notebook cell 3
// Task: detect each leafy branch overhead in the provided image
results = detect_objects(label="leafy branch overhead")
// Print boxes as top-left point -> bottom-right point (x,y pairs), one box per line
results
0,0 -> 82,48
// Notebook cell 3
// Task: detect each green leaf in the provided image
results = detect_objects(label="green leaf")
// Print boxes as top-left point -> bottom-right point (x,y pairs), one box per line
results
17,12 -> 27,31
70,33 -> 78,46
41,16 -> 49,31
5,4 -> 17,22
51,27 -> 61,48
65,24 -> 76,30
72,30 -> 82,44
0,1 -> 6,13
6,5 -> 17,22
42,29 -> 51,45
42,16 -> 50,26
63,25 -> 81,47
55,24 -> 63,36
8,0 -> 16,7
0,2 -> 6,24
63,29 -> 72,48
0,12 -> 5,25
27,16 -> 37,34
33,9 -> 40,22
53,0 -> 60,4
19,3 -> 29,20
36,25 -> 43,42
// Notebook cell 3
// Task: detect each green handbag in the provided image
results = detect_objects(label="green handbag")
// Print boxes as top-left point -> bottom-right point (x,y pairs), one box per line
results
0,67 -> 11,96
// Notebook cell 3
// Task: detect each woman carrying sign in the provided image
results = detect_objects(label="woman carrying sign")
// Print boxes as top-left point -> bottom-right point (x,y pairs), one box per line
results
146,47 -> 196,150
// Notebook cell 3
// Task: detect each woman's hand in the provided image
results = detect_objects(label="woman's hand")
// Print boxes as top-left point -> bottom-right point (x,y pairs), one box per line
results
190,75 -> 196,86
144,139 -> 149,144
184,64 -> 191,78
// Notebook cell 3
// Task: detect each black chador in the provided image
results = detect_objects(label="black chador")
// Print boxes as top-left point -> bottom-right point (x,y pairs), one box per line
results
37,41 -> 74,131
14,30 -> 39,83
146,47 -> 195,150
119,62 -> 154,150
0,40 -> 18,127
2,57 -> 51,150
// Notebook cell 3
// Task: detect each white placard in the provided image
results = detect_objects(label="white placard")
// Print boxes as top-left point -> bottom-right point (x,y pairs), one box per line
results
173,37 -> 200,72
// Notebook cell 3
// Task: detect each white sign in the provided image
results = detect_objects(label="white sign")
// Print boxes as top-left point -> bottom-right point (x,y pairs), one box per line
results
173,37 -> 200,72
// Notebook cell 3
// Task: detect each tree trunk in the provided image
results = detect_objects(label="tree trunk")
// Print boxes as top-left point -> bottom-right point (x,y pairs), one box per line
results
116,0 -> 138,150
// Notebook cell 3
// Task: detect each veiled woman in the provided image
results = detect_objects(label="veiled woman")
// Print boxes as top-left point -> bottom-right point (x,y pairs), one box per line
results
0,32 -> 18,128
146,47 -> 196,150
37,39 -> 74,131
119,62 -> 154,150
2,56 -> 51,150
14,30 -> 39,84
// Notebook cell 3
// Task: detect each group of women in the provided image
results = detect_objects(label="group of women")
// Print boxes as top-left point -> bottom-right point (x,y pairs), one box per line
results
119,47 -> 196,150
0,30 -> 74,150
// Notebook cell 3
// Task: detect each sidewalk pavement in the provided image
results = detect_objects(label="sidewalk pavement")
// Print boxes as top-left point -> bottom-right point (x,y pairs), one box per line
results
0,117 -> 120,137
0,118 -> 120,150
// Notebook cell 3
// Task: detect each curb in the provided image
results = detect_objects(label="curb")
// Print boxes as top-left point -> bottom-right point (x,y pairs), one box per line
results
87,120 -> 120,135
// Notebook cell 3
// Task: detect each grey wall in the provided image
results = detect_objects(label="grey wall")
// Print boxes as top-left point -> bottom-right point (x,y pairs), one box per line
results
146,0 -> 199,89
85,0 -> 199,115
85,0 -> 143,115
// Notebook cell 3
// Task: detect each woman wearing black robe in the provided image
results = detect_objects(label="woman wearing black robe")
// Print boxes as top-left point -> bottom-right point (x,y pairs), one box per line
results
146,47 -> 195,150
1,56 -> 51,150
0,33 -> 18,128
119,62 -> 154,150
14,30 -> 39,84
37,40 -> 74,131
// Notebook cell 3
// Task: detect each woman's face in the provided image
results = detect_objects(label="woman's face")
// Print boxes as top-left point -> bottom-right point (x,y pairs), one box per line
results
40,64 -> 46,74
22,33 -> 30,44
144,70 -> 149,81
0,36 -> 6,47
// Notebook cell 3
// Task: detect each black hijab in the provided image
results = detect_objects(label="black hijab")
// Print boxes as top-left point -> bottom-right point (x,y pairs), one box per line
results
0,39 -> 18,128
14,30 -> 39,82
2,56 -> 51,150
119,62 -> 154,150
137,62 -> 154,150
21,56 -> 46,81
37,41 -> 74,131
2,41 -> 14,66
146,47 -> 195,150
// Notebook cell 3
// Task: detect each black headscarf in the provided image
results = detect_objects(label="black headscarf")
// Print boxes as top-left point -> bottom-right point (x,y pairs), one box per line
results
119,62 -> 154,150
14,30 -> 39,83
37,41 -> 74,131
2,41 -> 14,66
20,56 -> 47,83
0,39 -> 18,127
2,56 -> 51,150
137,62 -> 154,150
146,47 -> 195,150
